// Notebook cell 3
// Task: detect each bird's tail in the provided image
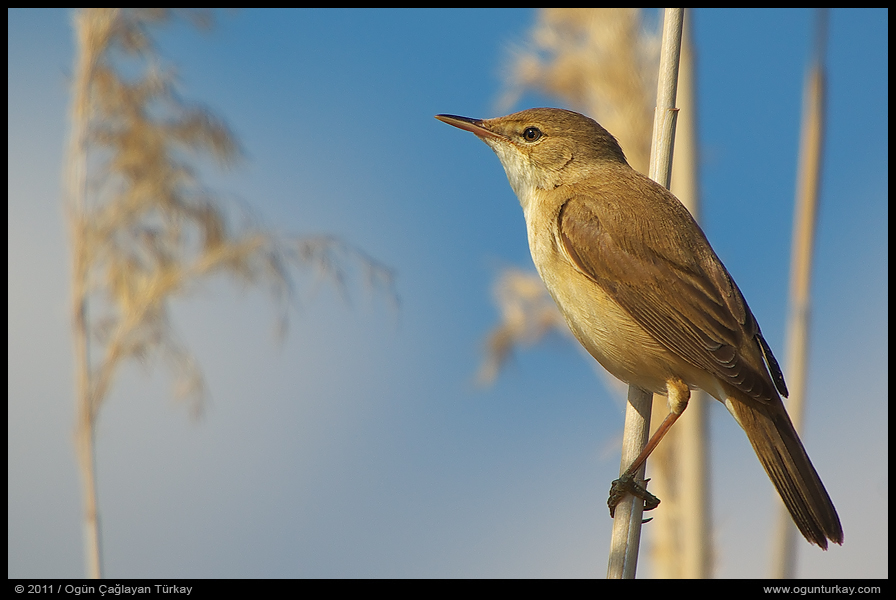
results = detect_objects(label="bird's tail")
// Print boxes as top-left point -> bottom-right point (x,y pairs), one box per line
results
728,395 -> 843,549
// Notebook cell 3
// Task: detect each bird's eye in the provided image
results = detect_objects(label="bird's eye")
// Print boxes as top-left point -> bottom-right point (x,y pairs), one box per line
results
522,127 -> 542,142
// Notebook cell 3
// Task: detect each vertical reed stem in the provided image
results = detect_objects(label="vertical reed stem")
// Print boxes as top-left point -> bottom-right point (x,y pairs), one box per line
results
607,6 -> 684,580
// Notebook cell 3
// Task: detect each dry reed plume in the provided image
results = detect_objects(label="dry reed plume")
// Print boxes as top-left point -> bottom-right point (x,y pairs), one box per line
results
64,8 -> 393,578
488,9 -> 711,578
482,8 -> 659,383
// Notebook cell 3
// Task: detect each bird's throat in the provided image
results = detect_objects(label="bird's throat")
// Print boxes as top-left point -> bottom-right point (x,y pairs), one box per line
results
485,140 -> 544,218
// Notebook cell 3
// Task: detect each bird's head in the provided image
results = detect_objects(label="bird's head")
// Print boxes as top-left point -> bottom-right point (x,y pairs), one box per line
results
436,108 -> 628,202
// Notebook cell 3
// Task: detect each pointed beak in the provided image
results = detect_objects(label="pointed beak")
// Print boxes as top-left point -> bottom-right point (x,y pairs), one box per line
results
435,114 -> 508,142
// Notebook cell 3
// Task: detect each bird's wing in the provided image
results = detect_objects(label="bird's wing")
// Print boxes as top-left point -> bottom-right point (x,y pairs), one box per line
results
556,182 -> 781,402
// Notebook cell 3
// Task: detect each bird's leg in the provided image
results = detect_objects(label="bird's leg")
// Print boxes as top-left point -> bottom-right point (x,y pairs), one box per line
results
608,379 -> 690,517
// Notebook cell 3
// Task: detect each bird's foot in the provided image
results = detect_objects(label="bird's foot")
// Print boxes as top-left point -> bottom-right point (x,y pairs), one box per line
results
608,474 -> 660,518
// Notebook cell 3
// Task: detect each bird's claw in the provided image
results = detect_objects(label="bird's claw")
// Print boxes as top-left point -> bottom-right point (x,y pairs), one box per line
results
608,474 -> 660,517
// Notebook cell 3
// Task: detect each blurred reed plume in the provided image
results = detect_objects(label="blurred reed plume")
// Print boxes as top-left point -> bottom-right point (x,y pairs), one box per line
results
476,267 -> 568,384
500,8 -> 659,172
63,8 -> 393,578
488,9 -> 711,578
483,8 -> 659,383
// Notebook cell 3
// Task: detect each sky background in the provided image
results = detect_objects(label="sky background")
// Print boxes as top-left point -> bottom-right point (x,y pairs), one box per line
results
8,8 -> 887,579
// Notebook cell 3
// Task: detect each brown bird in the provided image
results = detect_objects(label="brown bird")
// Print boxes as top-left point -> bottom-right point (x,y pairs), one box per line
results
436,107 -> 842,549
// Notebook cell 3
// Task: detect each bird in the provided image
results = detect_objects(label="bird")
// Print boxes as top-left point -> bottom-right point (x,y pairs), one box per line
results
435,107 -> 842,549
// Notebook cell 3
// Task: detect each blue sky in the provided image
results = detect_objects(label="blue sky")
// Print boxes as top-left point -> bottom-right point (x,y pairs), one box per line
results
8,8 -> 887,578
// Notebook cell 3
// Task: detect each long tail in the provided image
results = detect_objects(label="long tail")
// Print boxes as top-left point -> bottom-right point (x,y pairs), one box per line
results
727,395 -> 843,549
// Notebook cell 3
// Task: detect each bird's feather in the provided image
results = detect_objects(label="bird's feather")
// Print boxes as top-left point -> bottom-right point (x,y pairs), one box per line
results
556,169 -> 779,402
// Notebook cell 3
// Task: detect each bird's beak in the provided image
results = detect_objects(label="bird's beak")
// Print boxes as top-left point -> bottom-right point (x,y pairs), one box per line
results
435,114 -> 508,142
